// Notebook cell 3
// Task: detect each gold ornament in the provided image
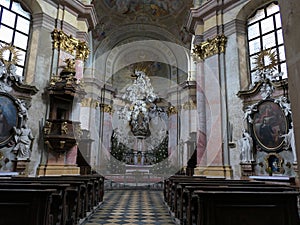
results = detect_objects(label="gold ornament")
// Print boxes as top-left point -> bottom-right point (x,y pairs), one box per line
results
193,34 -> 227,60
0,44 -> 21,65
51,29 -> 90,61
254,49 -> 278,71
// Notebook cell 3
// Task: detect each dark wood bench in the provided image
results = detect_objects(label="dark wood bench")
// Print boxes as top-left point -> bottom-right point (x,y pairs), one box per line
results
193,190 -> 299,225
6,174 -> 104,225
0,188 -> 56,225
182,185 -> 298,225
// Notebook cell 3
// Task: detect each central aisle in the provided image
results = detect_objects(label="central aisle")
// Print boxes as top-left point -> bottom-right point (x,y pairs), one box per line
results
84,190 -> 175,225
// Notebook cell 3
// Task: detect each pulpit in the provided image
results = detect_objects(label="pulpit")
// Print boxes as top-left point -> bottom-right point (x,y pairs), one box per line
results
37,59 -> 86,176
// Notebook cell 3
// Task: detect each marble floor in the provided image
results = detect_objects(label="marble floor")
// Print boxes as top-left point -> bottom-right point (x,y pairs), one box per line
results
83,190 -> 175,225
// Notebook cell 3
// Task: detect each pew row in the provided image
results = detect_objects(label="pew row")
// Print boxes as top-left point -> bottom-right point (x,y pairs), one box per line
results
164,175 -> 300,225
0,174 -> 104,225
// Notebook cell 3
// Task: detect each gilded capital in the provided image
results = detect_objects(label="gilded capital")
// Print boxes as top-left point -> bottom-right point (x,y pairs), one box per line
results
100,104 -> 113,114
193,34 -> 227,60
51,29 -> 90,61
168,106 -> 178,115
81,98 -> 99,108
182,99 -> 197,110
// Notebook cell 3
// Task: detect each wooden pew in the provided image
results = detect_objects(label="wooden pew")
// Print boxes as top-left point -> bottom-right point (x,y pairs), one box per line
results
9,175 -> 104,225
193,190 -> 299,225
173,180 -> 284,219
0,183 -> 71,225
0,188 -> 56,225
183,185 -> 298,225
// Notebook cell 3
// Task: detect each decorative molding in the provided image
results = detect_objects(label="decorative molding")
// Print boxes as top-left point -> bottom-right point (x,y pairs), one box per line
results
187,0 -> 243,33
224,19 -> 246,36
51,29 -> 90,61
32,13 -> 56,31
49,75 -> 62,87
193,34 -> 227,60
50,0 -> 98,30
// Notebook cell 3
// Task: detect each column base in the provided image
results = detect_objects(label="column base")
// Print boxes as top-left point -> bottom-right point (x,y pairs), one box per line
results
36,164 -> 80,176
194,166 -> 233,178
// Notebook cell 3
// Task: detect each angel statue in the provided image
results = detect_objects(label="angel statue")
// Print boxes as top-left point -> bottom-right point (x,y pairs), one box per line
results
238,130 -> 254,163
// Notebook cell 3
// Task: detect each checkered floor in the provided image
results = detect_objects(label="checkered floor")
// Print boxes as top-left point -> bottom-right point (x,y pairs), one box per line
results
84,190 -> 175,225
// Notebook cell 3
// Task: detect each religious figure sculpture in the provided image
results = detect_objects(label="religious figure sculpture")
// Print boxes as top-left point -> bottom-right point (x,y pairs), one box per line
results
281,123 -> 297,163
274,96 -> 292,116
13,124 -> 34,159
7,64 -> 22,84
238,131 -> 254,163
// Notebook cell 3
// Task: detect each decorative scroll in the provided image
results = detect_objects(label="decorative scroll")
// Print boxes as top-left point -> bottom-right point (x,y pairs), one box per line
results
193,34 -> 227,60
51,29 -> 90,61
49,75 -> 62,86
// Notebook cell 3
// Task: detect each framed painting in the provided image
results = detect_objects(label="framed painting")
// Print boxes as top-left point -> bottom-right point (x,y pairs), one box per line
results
252,100 -> 288,152
0,93 -> 19,146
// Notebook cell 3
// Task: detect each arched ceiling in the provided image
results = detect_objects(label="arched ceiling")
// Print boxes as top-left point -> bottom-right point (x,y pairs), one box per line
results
91,0 -> 193,52
90,1 -> 192,95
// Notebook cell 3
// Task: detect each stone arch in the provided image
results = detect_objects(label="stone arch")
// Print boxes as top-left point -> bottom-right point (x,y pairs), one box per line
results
93,24 -> 190,86
18,0 -> 43,14
236,0 -> 276,22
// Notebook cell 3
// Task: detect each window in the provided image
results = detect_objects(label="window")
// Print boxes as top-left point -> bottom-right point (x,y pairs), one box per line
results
247,2 -> 287,83
0,0 -> 31,77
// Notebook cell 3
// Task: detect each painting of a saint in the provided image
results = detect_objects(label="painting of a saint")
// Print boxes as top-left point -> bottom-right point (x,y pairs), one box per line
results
252,100 -> 287,151
0,94 -> 18,146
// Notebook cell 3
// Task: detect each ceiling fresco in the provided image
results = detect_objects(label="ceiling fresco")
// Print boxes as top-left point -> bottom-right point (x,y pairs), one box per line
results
91,0 -> 193,49
102,0 -> 185,17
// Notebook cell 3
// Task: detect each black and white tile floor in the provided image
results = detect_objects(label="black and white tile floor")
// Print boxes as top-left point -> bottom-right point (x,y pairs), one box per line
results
84,190 -> 175,225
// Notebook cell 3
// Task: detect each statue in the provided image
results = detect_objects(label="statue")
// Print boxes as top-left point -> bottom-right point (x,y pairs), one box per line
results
275,96 -> 292,116
281,123 -> 297,163
13,124 -> 34,159
7,64 -> 22,84
238,131 -> 254,163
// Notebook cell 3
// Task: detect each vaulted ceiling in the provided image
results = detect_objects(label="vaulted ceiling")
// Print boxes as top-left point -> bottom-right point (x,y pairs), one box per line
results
90,0 -> 193,94
91,0 -> 193,51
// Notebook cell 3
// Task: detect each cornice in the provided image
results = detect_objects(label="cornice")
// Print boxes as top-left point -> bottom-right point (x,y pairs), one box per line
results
237,79 -> 288,98
32,13 -> 55,31
51,0 -> 98,30
186,0 -> 246,33
224,19 -> 246,36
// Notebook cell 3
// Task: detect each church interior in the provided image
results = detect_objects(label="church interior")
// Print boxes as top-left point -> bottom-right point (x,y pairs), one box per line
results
0,0 -> 300,224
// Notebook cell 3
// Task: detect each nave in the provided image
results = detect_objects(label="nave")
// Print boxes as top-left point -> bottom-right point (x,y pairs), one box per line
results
83,189 -> 175,225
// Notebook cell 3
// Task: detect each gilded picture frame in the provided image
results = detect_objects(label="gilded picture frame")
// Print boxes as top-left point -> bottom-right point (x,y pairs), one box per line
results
252,100 -> 288,152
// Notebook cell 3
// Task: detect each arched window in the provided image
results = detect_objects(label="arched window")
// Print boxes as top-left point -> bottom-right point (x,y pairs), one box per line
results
0,0 -> 31,77
247,2 -> 287,83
